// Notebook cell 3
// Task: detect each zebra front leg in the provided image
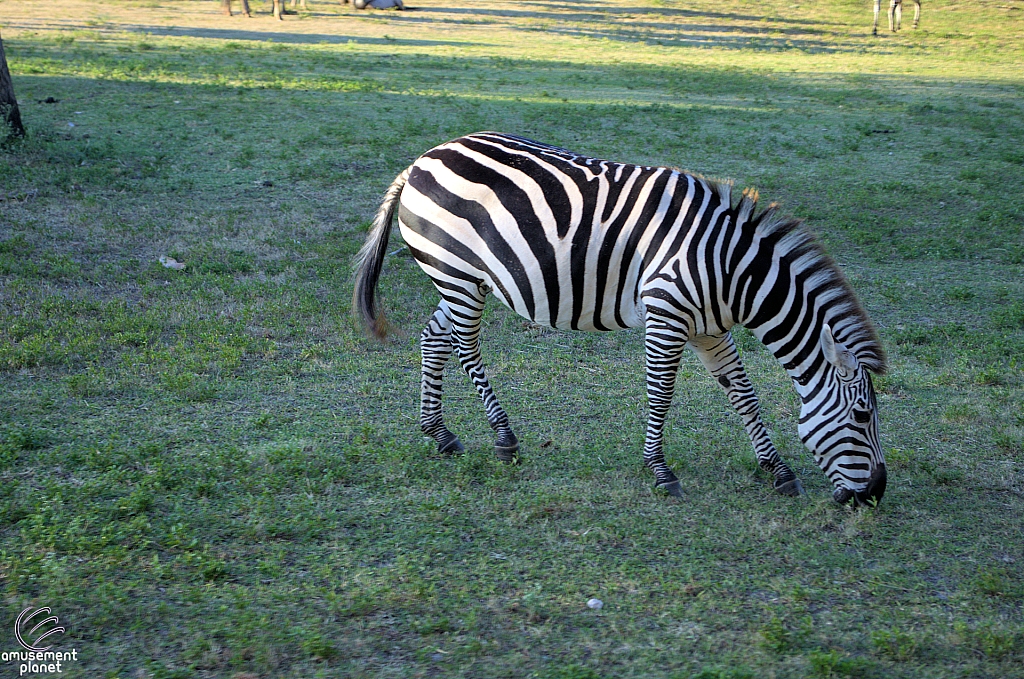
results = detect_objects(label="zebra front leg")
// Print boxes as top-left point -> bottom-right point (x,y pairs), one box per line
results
872,0 -> 881,35
643,315 -> 689,497
420,302 -> 464,455
449,295 -> 519,463
688,333 -> 804,497
912,0 -> 920,28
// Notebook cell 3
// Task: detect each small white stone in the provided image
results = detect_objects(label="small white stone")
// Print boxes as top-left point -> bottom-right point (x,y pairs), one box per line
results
586,598 -> 603,610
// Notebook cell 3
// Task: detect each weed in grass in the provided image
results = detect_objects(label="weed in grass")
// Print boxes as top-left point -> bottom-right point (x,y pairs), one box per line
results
993,429 -> 1023,455
870,626 -> 919,661
953,621 -> 1020,660
884,447 -> 915,469
928,467 -> 965,486
538,666 -> 603,679
758,613 -> 812,655
689,668 -> 755,679
974,366 -> 1004,387
0,423 -> 49,453
66,365 -> 113,397
145,661 -> 194,679
159,371 -> 219,401
410,615 -> 455,635
992,302 -> 1024,330
942,403 -> 979,424
944,286 -> 976,302
301,633 -> 338,661
805,650 -> 872,679
972,567 -> 1019,598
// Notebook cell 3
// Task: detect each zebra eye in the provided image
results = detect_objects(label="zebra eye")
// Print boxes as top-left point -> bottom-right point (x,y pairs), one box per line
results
853,409 -> 871,424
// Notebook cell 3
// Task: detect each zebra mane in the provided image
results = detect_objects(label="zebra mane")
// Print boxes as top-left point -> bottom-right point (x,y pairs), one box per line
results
732,186 -> 887,375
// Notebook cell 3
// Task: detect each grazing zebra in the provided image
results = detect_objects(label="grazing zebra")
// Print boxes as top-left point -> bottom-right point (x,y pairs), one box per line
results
873,0 -> 920,35
353,132 -> 888,506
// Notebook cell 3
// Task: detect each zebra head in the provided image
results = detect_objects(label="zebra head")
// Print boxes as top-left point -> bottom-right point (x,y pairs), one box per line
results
799,325 -> 886,507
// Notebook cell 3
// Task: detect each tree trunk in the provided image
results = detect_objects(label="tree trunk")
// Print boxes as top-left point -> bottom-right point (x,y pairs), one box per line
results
0,29 -> 26,139
273,0 -> 283,19
221,0 -> 232,15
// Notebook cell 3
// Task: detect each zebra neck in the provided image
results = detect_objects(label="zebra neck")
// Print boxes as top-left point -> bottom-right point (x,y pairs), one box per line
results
725,208 -> 877,401
732,255 -> 836,403
746,321 -> 828,404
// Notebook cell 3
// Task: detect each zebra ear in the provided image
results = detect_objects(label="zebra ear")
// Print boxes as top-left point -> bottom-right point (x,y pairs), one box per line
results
821,325 -> 859,377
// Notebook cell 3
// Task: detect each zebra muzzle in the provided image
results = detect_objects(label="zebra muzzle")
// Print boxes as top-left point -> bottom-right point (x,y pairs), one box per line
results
833,464 -> 887,507
857,463 -> 887,507
833,487 -> 855,505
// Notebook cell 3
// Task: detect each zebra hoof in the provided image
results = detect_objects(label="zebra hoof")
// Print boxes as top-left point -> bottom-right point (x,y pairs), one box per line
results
495,432 -> 519,464
655,480 -> 683,498
774,478 -> 805,497
438,437 -> 465,455
495,444 -> 519,464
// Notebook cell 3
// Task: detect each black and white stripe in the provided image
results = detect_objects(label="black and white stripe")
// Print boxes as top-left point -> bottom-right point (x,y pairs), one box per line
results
354,132 -> 888,505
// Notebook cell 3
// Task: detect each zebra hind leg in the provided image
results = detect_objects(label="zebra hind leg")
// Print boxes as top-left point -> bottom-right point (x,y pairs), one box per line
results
688,333 -> 805,498
449,296 -> 520,463
420,302 -> 464,455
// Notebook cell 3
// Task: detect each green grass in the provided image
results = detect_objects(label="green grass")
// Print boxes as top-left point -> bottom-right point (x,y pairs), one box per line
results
1,0 -> 1023,677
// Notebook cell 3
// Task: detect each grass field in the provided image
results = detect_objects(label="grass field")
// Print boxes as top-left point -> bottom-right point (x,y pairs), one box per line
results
1,0 -> 1023,676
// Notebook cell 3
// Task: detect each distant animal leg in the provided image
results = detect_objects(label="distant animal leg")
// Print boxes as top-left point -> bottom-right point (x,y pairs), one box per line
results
889,0 -> 901,31
420,301 -> 463,455
872,0 -> 881,35
912,0 -> 921,28
689,333 -> 803,497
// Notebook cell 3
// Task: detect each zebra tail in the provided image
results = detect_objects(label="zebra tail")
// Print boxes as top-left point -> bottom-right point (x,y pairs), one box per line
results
352,167 -> 410,340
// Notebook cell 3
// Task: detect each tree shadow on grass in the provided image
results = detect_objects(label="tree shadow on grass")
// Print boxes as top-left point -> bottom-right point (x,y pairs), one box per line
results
130,25 -> 492,48
383,4 -> 869,53
406,2 -> 831,26
0,19 -> 491,48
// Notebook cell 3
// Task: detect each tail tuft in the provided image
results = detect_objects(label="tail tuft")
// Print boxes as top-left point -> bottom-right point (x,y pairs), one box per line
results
352,168 -> 410,340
